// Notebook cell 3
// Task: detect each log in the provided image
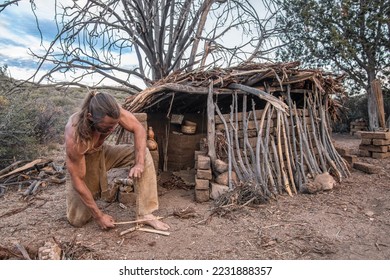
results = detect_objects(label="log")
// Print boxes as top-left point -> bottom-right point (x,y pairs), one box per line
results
0,158 -> 52,180
0,160 -> 29,176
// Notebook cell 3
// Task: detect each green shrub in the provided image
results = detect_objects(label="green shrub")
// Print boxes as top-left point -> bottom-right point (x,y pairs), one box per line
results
0,84 -> 79,168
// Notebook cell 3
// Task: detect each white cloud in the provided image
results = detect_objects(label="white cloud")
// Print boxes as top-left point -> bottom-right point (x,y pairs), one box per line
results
5,0 -> 76,21
1,0 -> 272,87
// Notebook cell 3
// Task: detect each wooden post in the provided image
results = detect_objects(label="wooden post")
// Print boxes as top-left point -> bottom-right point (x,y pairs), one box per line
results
371,79 -> 386,130
207,81 -> 217,170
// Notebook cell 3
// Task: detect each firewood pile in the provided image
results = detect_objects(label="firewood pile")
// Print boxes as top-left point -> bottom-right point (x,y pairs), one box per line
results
0,158 -> 66,199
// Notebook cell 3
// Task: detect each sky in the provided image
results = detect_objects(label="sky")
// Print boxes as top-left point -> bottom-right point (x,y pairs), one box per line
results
0,0 -> 61,81
0,0 -> 142,86
0,0 -> 269,88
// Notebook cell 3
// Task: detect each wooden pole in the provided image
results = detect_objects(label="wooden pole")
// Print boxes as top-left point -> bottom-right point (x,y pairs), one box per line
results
371,79 -> 386,130
207,81 -> 217,170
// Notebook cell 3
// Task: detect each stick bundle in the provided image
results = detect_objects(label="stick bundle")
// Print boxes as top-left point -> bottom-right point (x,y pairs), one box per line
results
214,86 -> 350,207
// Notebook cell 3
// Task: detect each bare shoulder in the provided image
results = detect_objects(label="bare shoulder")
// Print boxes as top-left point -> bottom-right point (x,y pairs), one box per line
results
118,107 -> 141,132
64,113 -> 85,157
65,114 -> 77,142
119,107 -> 135,118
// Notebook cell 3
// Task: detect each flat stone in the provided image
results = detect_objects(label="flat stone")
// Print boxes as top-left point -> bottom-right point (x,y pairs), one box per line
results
353,162 -> 381,174
358,149 -> 371,157
359,144 -> 388,153
197,155 -> 211,170
372,152 -> 390,159
372,139 -> 390,146
360,138 -> 372,145
195,178 -> 210,190
197,169 -> 212,180
342,154 -> 358,164
195,189 -> 209,202
360,131 -> 390,140
335,147 -> 352,156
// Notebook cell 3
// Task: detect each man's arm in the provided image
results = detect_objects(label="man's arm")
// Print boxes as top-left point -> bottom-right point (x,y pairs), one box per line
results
118,107 -> 147,178
65,122 -> 115,229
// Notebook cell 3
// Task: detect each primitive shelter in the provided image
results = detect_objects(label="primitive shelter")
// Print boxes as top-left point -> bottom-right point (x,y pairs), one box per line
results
115,61 -> 350,204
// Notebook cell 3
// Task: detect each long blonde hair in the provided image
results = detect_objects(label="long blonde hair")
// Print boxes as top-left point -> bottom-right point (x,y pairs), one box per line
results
74,91 -> 120,148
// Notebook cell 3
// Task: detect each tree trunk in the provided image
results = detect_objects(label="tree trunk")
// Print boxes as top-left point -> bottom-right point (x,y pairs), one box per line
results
371,79 -> 386,129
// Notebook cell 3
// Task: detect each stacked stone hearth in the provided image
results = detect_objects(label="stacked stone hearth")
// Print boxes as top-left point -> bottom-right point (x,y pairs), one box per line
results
194,141 -> 211,202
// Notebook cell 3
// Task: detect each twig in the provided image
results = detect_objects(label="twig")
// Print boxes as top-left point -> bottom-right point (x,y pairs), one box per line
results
119,226 -> 139,236
14,242 -> 31,260
137,228 -> 170,236
114,216 -> 163,225
119,224 -> 170,236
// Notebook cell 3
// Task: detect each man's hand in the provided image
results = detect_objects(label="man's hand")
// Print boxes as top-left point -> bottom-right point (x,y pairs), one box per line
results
129,163 -> 144,178
96,213 -> 116,230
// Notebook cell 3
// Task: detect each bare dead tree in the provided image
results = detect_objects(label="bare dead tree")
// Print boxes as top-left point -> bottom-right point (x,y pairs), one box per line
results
0,0 -> 21,13
28,0 -> 282,93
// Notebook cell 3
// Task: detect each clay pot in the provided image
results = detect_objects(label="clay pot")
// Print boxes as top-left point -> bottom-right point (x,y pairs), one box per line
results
147,126 -> 158,151
147,139 -> 158,151
147,126 -> 155,140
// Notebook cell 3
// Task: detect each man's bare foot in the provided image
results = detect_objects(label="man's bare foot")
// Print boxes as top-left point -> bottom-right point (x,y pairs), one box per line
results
139,214 -> 170,231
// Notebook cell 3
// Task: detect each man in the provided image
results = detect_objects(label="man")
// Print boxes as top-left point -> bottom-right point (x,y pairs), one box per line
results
64,91 -> 169,231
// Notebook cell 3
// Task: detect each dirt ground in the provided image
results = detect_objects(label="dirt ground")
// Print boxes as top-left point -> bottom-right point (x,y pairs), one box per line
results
0,133 -> 389,260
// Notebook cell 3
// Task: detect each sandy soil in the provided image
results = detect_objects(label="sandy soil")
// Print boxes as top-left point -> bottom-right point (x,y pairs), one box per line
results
0,133 -> 389,260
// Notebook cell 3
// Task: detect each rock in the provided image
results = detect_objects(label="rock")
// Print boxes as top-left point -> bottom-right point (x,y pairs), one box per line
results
210,183 -> 229,200
196,169 -> 212,180
38,242 -> 62,260
301,172 -> 336,194
197,155 -> 211,170
195,189 -> 209,202
365,210 -> 375,217
214,159 -> 228,174
314,172 -> 336,190
195,178 -> 209,190
215,171 -> 238,186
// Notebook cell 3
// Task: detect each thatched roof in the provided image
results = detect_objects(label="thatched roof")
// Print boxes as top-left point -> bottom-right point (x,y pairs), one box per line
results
123,61 -> 345,115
